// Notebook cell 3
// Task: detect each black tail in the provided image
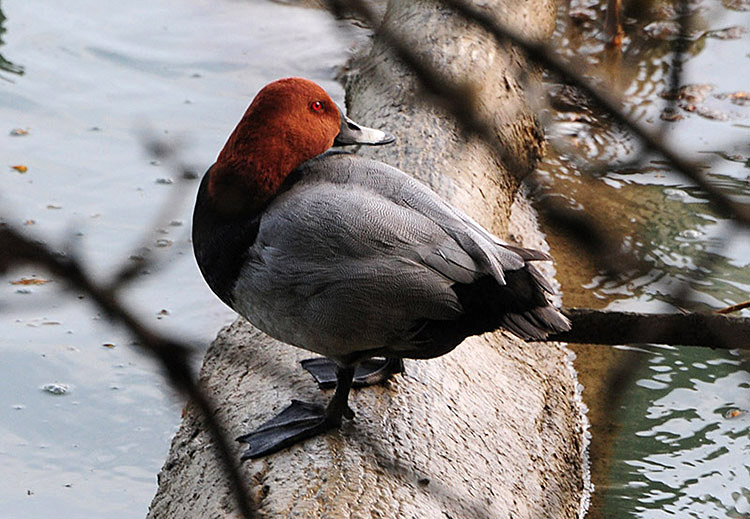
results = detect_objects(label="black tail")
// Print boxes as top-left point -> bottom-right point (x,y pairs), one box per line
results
455,264 -> 570,340
407,264 -> 570,357
500,302 -> 571,341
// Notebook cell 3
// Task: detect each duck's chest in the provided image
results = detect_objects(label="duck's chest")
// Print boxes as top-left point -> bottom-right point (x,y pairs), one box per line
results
192,173 -> 261,307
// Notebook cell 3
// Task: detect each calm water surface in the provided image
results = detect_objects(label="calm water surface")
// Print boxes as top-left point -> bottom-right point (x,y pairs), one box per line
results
0,1 -> 358,517
1,0 -> 749,518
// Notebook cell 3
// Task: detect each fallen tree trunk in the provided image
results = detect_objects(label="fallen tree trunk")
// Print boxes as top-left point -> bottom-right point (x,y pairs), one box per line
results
549,309 -> 750,349
147,1 -> 590,518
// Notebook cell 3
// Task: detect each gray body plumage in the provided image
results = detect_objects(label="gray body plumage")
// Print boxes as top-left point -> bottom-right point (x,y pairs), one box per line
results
231,151 -> 568,363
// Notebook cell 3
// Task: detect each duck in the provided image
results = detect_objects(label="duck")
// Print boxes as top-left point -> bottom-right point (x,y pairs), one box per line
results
192,77 -> 571,459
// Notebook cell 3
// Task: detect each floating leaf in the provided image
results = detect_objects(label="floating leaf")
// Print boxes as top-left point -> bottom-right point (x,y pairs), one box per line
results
9,128 -> 29,136
723,91 -> 750,106
11,277 -> 51,285
661,84 -> 714,104
722,0 -> 750,10
706,26 -> 746,40
11,165 -> 28,173
660,108 -> 684,122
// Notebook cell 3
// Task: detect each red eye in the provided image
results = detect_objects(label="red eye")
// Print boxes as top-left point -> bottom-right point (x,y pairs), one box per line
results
311,101 -> 323,112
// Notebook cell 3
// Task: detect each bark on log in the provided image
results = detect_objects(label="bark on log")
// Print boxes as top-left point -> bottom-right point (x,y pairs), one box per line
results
147,1 -> 590,518
549,309 -> 750,350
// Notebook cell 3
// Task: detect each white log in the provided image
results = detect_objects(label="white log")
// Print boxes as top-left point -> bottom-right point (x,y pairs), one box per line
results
148,1 -> 590,517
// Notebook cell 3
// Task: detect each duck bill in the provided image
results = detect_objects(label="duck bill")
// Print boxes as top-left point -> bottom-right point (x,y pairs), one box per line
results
333,111 -> 395,146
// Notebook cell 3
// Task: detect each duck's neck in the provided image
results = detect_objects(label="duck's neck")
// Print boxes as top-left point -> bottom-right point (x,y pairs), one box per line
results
208,128 -> 304,217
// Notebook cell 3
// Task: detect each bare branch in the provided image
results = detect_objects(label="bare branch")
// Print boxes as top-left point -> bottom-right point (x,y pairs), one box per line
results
661,0 -> 692,132
547,308 -> 750,350
107,136 -> 197,291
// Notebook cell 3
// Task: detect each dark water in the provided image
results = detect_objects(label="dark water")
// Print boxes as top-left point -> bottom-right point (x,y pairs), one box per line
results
542,0 -> 750,517
608,346 -> 749,518
1,0 -> 748,518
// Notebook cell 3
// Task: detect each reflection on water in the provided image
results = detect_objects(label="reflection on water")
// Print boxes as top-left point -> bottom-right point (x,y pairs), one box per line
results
609,347 -> 750,518
541,0 -> 750,518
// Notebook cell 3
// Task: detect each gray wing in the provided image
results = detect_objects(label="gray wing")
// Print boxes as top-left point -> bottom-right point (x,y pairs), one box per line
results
233,153 -> 566,358
234,179 -> 490,357
295,153 -> 536,287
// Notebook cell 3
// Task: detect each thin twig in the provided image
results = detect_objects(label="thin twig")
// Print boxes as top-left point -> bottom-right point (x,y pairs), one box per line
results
717,301 -> 750,315
108,137 -> 197,291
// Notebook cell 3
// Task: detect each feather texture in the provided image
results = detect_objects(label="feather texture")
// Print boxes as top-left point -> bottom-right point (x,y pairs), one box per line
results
229,152 -> 569,362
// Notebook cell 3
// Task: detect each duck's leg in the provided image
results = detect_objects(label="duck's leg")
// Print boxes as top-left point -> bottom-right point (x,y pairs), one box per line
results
301,357 -> 404,389
237,365 -> 356,459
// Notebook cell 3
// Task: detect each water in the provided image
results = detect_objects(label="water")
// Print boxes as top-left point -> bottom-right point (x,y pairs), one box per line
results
0,1 -> 357,517
609,346 -> 750,518
1,0 -> 749,518
541,1 -> 750,517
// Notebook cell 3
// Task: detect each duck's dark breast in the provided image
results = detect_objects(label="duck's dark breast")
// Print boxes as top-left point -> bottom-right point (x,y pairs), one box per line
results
192,168 -> 261,308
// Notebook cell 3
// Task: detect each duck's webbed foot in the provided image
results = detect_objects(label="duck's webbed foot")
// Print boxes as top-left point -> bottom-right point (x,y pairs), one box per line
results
237,366 -> 356,459
301,357 -> 404,389
237,400 -> 338,459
